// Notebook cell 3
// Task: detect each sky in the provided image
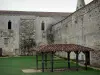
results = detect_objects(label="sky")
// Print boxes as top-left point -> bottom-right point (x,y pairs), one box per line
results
0,0 -> 93,12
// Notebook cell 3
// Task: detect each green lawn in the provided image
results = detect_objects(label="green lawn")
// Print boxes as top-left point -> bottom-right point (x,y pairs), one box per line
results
0,56 -> 100,75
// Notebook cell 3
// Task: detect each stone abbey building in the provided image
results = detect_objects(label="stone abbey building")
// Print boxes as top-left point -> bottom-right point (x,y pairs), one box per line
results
0,0 -> 100,67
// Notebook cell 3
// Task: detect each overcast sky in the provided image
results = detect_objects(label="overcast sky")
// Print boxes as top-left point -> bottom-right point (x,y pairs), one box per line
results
0,0 -> 93,12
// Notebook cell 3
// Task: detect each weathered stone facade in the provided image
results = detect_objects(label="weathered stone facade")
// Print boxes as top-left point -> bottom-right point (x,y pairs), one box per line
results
51,0 -> 100,67
0,29 -> 15,56
19,19 -> 36,55
0,12 -> 66,56
0,0 -> 99,67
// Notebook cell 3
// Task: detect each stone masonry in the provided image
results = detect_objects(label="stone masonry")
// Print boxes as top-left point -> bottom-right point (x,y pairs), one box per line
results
51,0 -> 100,67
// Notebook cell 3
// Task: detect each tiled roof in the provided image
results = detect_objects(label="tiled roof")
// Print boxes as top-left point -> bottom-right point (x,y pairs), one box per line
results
35,44 -> 94,52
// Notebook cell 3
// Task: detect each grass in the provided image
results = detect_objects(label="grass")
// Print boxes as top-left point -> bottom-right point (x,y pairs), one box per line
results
37,55 -> 78,69
0,56 -> 100,75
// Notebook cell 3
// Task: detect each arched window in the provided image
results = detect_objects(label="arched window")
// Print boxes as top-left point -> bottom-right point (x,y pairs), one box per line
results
8,20 -> 12,29
41,21 -> 45,30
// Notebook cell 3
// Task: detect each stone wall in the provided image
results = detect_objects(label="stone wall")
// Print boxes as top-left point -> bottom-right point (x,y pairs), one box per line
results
35,17 -> 64,46
52,0 -> 100,66
0,13 -> 64,55
0,15 -> 36,56
0,29 -> 15,55
19,19 -> 36,55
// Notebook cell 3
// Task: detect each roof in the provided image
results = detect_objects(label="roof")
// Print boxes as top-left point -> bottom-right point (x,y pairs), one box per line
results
0,10 -> 71,17
35,44 -> 94,53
